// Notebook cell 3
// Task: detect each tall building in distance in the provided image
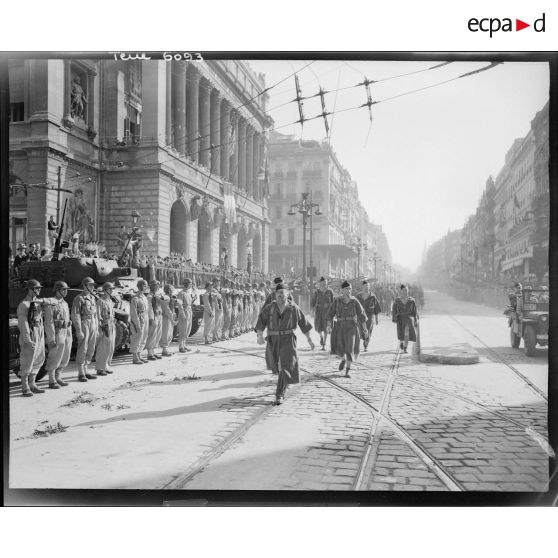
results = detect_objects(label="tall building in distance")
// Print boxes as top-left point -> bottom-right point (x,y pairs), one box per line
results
8,58 -> 272,272
267,132 -> 392,280
419,100 -> 549,287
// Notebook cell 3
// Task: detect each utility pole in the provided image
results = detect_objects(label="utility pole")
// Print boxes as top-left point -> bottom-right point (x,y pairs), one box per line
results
56,166 -> 62,225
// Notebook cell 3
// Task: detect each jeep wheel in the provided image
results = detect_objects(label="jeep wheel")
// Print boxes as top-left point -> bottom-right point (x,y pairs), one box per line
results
510,328 -> 521,349
524,325 -> 537,357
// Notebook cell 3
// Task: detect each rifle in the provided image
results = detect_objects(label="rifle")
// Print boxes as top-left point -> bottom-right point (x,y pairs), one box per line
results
52,199 -> 68,261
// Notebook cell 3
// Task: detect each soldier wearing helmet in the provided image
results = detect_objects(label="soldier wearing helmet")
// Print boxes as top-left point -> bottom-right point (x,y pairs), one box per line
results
71,276 -> 99,381
202,281 -> 215,344
146,279 -> 166,360
130,278 -> 150,364
44,280 -> 72,388
160,283 -> 178,357
17,279 -> 47,396
176,277 -> 194,352
95,282 -> 117,376
212,277 -> 224,342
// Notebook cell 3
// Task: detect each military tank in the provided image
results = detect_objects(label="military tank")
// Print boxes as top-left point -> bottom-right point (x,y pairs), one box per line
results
9,258 -> 137,374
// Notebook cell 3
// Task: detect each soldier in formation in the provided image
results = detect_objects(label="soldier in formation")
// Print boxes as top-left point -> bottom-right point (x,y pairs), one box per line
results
356,280 -> 382,352
44,280 -> 72,388
391,284 -> 419,353
71,276 -> 99,381
146,279 -> 165,360
327,281 -> 368,378
130,278 -> 150,364
177,278 -> 194,352
311,276 -> 334,350
255,283 -> 314,405
95,282 -> 117,375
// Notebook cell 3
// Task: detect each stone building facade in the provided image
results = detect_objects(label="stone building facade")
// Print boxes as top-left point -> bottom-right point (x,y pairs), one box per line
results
267,132 -> 391,280
8,57 -> 272,272
420,100 -> 549,286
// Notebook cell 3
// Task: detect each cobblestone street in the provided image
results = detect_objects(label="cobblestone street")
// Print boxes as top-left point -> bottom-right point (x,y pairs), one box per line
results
9,291 -> 550,492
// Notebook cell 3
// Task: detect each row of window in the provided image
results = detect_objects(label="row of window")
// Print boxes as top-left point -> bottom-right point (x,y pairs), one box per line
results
273,229 -> 321,245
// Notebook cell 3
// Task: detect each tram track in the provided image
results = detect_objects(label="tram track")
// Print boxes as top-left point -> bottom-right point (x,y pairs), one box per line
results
165,339 -> 466,491
446,314 -> 548,402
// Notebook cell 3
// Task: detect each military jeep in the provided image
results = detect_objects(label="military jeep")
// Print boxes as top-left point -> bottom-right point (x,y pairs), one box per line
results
508,288 -> 549,356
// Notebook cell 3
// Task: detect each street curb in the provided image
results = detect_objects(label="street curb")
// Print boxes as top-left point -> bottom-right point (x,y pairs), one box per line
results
419,343 -> 479,365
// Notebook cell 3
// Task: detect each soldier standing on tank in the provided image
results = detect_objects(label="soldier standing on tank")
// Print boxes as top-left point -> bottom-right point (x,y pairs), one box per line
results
177,278 -> 194,352
71,276 -> 99,381
130,278 -> 150,364
146,279 -> 164,360
17,279 -> 47,396
44,280 -> 72,388
160,283 -> 178,356
95,282 -> 117,375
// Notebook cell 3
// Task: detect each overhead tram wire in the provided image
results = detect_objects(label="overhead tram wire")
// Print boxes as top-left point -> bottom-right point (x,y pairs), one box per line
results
129,61 -> 502,169
132,59 -> 457,166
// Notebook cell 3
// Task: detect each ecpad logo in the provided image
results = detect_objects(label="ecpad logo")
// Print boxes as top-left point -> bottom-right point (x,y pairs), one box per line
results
468,13 -> 546,37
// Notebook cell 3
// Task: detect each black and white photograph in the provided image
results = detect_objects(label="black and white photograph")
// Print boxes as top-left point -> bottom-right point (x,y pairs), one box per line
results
2,52 -> 555,503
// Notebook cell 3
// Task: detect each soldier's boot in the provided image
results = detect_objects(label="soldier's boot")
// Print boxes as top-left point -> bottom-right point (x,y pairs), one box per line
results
147,349 -> 157,361
78,364 -> 88,382
139,352 -> 149,363
21,374 -> 33,397
55,368 -> 69,387
132,353 -> 144,365
48,369 -> 60,389
84,362 -> 97,380
29,374 -> 45,394
162,348 -> 171,357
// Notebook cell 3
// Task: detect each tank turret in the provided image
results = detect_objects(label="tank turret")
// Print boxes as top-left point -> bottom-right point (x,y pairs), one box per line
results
17,258 -> 134,288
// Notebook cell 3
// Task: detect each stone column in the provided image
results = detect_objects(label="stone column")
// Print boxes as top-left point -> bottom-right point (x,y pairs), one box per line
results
210,89 -> 221,176
165,63 -> 172,145
253,132 -> 261,200
172,61 -> 187,155
229,111 -> 238,186
246,126 -> 254,198
259,134 -> 266,199
198,77 -> 211,168
238,118 -> 247,191
220,100 -> 231,181
186,66 -> 200,163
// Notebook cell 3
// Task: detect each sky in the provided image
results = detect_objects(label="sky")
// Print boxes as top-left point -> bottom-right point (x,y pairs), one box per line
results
248,59 -> 549,272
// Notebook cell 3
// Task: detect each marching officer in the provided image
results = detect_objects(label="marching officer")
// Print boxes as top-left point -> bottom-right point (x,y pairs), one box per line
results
17,279 -> 47,396
311,277 -> 335,350
356,280 -> 382,352
130,278 -> 150,364
177,278 -> 194,352
95,282 -> 117,375
146,279 -> 165,360
160,283 -> 178,357
71,276 -> 99,381
44,280 -> 72,388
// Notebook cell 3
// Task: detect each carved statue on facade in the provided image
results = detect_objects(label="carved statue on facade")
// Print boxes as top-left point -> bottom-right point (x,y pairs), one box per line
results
70,75 -> 87,120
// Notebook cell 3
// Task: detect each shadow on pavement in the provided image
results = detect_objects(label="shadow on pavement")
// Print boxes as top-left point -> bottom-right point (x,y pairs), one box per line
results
74,394 -> 271,428
476,347 -> 548,364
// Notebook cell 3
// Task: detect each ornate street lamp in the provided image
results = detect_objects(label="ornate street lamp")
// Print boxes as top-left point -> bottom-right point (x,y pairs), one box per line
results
288,191 -> 322,297
350,237 -> 368,277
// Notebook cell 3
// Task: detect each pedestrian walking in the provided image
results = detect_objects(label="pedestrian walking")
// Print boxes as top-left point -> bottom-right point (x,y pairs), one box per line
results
71,276 -> 99,381
44,280 -> 72,388
177,278 -> 194,352
17,279 -> 47,396
327,281 -> 368,378
130,278 -> 150,364
145,280 -> 165,360
255,284 -> 314,405
391,284 -> 419,353
311,276 -> 334,351
202,282 -> 215,344
95,282 -> 117,375
356,280 -> 382,351
160,284 -> 178,356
